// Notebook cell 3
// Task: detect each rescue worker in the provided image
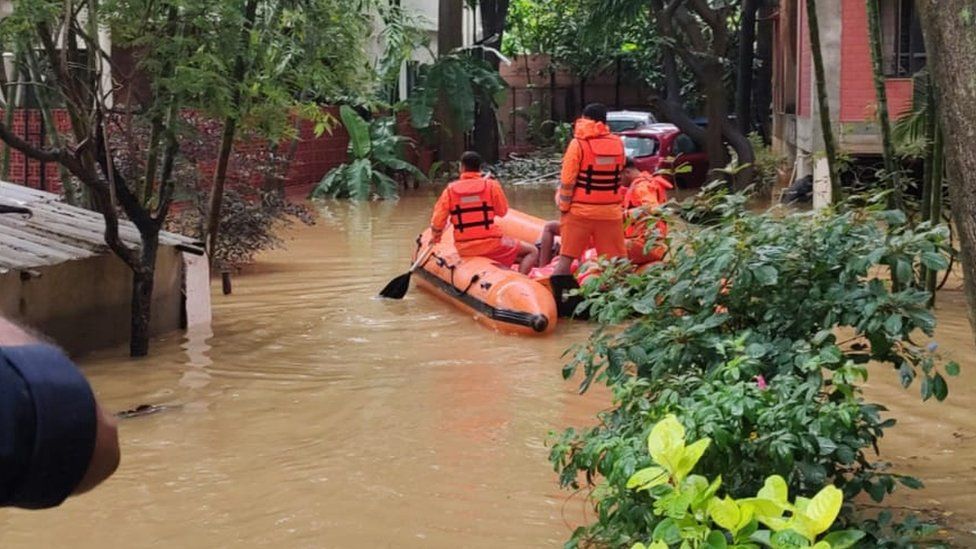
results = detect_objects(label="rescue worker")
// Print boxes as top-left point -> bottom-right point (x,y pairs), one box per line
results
430,151 -> 538,274
620,159 -> 672,265
553,103 -> 627,276
536,159 -> 672,268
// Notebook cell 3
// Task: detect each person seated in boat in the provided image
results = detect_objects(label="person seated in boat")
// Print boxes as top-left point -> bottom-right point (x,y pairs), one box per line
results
620,159 -> 672,265
430,151 -> 539,274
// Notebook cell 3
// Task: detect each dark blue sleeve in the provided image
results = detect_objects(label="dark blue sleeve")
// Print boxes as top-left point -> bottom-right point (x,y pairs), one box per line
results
0,345 -> 97,509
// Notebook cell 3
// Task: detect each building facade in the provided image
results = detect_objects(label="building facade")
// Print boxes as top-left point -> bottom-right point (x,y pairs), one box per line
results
772,0 -> 925,205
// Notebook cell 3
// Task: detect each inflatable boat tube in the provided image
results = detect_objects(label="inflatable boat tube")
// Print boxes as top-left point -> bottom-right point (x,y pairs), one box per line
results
412,230 -> 557,335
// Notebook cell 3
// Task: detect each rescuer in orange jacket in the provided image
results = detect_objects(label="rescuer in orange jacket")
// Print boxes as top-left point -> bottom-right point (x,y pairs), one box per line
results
430,151 -> 539,274
620,159 -> 672,265
553,103 -> 627,276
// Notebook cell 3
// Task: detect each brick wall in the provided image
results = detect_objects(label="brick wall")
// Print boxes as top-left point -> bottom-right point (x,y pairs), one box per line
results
839,0 -> 913,122
499,54 -> 656,156
0,107 -> 351,196
0,109 -> 73,193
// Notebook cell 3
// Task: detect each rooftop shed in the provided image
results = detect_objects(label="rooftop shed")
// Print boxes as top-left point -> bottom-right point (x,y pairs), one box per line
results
0,181 -> 211,354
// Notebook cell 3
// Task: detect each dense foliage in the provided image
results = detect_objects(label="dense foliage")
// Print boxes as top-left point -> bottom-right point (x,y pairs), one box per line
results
312,106 -> 425,200
627,415 -> 863,549
408,53 -> 508,138
550,187 -> 955,547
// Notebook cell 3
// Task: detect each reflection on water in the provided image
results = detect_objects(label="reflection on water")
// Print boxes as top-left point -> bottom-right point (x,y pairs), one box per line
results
0,186 -> 973,546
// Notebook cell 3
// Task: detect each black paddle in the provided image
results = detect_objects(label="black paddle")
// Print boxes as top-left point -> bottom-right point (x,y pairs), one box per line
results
379,244 -> 435,299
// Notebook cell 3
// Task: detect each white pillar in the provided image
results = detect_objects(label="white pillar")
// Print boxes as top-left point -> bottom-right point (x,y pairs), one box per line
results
812,156 -> 832,209
182,252 -> 212,327
98,24 -> 113,109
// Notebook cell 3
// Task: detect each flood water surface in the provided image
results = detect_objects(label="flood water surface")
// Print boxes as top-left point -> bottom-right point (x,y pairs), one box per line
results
1,187 -> 974,547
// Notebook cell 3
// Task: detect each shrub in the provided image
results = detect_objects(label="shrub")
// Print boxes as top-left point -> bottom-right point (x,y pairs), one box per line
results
170,186 -> 315,271
550,190 -> 955,547
626,415 -> 864,549
311,106 -> 425,200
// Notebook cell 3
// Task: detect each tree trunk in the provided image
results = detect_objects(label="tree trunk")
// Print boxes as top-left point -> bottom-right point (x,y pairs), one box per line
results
925,124 -> 944,303
129,232 -> 159,358
703,79 -> 730,171
472,0 -> 509,163
805,0 -> 843,202
438,0 -> 463,54
204,0 -> 258,260
736,0 -> 759,135
916,0 -> 976,343
866,0 -> 903,210
206,117 -> 237,257
753,1 -> 775,143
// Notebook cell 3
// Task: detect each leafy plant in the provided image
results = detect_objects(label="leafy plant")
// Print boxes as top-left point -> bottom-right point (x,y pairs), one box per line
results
408,53 -> 508,137
549,190 -> 955,547
626,415 -> 863,549
748,133 -> 788,198
170,186 -> 315,271
312,105 -> 426,200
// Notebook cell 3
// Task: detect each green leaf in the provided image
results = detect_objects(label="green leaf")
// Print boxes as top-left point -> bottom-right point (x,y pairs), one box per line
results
920,251 -> 949,271
676,437 -> 711,480
895,258 -> 912,285
339,105 -> 371,159
865,480 -> 886,503
652,518 -> 682,545
884,314 -> 903,335
802,485 -> 842,536
648,415 -> 686,474
932,373 -> 949,401
704,530 -> 729,549
627,466 -> 669,491
757,476 -> 789,506
946,361 -> 961,376
769,529 -> 811,548
898,475 -> 924,489
820,530 -> 866,549
709,496 -> 742,533
815,437 -> 837,456
753,265 -> 778,286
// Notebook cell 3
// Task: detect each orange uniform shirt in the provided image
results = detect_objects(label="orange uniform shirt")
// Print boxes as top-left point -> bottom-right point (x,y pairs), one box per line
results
556,119 -> 624,221
430,172 -> 509,257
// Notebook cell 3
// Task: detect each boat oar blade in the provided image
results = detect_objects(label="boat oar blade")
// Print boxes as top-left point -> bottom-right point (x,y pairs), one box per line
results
379,272 -> 412,299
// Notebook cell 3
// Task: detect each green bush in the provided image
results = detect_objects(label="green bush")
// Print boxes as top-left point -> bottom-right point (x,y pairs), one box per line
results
311,106 -> 425,200
626,415 -> 864,549
550,189 -> 955,547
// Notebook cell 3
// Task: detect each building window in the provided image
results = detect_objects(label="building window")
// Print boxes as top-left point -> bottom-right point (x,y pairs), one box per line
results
881,0 -> 926,77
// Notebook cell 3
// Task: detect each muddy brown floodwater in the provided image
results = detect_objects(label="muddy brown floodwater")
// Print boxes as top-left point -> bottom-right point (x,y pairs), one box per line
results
1,187 -> 974,547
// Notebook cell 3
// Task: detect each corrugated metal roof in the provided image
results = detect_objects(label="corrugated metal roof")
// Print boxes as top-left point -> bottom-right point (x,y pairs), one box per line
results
0,181 -> 204,274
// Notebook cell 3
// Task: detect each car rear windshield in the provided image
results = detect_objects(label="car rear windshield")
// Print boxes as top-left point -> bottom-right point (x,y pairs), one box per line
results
622,135 -> 660,158
608,119 -> 641,132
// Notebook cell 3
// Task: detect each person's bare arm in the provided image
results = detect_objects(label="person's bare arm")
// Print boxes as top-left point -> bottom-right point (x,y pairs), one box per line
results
0,316 -> 120,502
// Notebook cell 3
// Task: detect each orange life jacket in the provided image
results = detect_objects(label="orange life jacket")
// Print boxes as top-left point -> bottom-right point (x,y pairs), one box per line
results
448,176 -> 501,242
623,174 -> 671,240
572,135 -> 626,205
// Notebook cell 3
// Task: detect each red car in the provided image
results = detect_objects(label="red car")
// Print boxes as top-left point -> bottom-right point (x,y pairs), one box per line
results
618,124 -> 710,188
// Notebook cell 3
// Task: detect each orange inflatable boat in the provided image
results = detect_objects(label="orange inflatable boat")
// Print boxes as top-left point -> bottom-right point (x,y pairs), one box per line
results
411,229 -> 557,335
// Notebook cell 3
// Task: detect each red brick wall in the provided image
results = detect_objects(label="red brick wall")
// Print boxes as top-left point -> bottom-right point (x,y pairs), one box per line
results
0,109 -> 73,193
839,1 -> 913,122
0,107 -> 351,196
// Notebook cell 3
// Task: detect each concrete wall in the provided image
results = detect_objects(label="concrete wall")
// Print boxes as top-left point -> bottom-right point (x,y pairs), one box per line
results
0,246 -> 185,356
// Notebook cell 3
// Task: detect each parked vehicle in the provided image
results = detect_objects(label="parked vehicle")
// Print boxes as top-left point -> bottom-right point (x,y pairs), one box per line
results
619,124 -> 710,187
606,110 -> 657,133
